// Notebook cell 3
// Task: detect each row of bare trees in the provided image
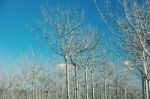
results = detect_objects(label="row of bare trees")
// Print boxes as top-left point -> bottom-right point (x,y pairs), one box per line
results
0,0 -> 149,99
0,50 -> 141,99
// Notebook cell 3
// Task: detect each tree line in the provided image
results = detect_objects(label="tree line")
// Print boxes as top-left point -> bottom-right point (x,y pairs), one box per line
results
0,0 -> 150,99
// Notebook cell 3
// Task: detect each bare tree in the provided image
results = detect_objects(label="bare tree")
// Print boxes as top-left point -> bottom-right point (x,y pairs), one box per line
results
31,5 -> 86,99
68,25 -> 101,99
92,0 -> 150,98
32,3 -> 102,99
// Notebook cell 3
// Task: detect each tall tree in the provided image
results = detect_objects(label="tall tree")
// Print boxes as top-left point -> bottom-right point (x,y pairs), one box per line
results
92,0 -> 150,98
32,5 -> 85,99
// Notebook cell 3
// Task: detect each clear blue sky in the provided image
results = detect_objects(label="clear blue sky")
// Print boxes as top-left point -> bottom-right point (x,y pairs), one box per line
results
0,0 -> 108,71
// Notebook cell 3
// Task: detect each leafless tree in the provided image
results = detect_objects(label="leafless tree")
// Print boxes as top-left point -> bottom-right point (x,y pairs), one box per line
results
92,0 -> 150,98
31,5 -> 86,99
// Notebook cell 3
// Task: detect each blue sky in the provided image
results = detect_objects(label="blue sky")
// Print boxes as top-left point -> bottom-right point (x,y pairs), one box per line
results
0,0 -> 109,71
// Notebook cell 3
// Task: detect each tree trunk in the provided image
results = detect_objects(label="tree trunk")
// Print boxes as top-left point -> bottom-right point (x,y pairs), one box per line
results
143,51 -> 149,99
33,84 -> 35,99
142,77 -> 145,99
55,87 -> 57,99
108,83 -> 111,99
100,87 -> 102,99
95,84 -> 98,99
75,65 -> 79,99
35,79 -> 38,99
124,89 -> 127,99
61,76 -> 63,99
48,90 -> 51,99
116,83 -> 118,99
65,56 -> 70,99
104,78 -> 106,99
85,66 -> 88,99
10,87 -> 13,99
120,89 -> 122,99
91,71 -> 94,99
148,79 -> 150,99
74,86 -> 76,99
145,78 -> 149,99
78,82 -> 80,99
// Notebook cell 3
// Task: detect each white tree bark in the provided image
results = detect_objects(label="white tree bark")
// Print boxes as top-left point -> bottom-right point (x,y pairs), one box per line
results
84,66 -> 88,99
75,65 -> 79,99
91,71 -> 94,99
65,56 -> 70,99
143,51 -> 149,99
